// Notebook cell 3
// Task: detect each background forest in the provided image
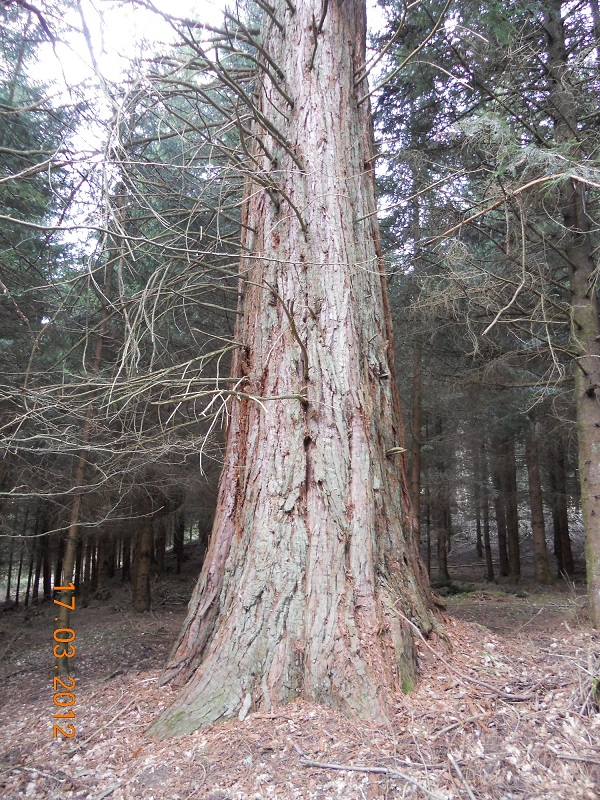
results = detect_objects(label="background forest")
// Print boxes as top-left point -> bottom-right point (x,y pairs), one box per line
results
0,0 -> 599,617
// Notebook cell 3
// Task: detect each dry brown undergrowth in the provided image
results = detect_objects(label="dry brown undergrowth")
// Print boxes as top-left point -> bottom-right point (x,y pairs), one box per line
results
0,564 -> 598,800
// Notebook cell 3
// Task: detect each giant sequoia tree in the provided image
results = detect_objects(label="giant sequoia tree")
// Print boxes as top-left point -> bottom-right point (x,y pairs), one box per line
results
149,0 -> 434,737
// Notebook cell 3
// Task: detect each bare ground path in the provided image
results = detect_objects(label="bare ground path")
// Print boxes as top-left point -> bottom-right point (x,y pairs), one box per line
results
0,542 -> 598,799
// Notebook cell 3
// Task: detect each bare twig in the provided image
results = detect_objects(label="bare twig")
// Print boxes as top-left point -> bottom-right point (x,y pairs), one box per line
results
69,698 -> 136,752
12,766 -> 65,783
95,783 -> 124,800
422,174 -> 568,246
265,281 -> 309,388
546,746 -> 600,766
448,754 -> 477,800
430,713 -> 488,742
397,610 -> 534,701
297,755 -> 448,800
358,0 -> 452,104
308,0 -> 329,70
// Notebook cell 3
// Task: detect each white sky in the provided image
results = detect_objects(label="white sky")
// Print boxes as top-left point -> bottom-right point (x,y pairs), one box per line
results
34,0 -> 386,89
28,0 -> 387,173
33,0 -> 227,87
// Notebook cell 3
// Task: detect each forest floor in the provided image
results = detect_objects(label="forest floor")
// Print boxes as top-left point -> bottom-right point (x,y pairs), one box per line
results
0,537 -> 599,800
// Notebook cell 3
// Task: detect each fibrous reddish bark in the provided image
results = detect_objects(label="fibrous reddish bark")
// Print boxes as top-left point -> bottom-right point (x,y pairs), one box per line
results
148,0 -> 433,738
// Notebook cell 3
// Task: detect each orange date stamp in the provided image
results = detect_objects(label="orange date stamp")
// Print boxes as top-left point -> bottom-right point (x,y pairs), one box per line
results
53,582 -> 76,738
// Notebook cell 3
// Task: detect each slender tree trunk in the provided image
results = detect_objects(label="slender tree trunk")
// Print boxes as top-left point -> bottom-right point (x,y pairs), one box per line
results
132,498 -> 153,612
173,509 -> 185,575
32,539 -> 42,604
445,498 -> 454,554
95,531 -> 112,598
5,535 -> 14,602
503,437 -> 520,580
525,428 -> 553,584
12,508 -> 29,606
41,533 -> 52,601
492,444 -> 509,577
80,536 -> 93,608
424,483 -> 432,578
14,538 -> 24,606
153,517 -> 166,578
121,533 -> 131,583
54,532 -> 65,593
24,543 -> 35,607
545,1 -> 600,624
549,438 -> 574,576
108,534 -> 116,578
480,443 -> 494,582
409,340 -> 422,543
434,417 -> 449,581
116,536 -> 122,573
475,498 -> 483,559
436,501 -> 450,582
149,0 -> 433,738
482,482 -> 494,582
549,458 -> 562,567
74,537 -> 83,593
90,536 -> 98,593
423,416 -> 431,576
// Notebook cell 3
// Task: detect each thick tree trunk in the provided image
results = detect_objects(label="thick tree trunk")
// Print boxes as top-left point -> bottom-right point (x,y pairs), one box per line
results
545,0 -> 600,624
149,0 -> 433,738
525,428 -> 553,584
